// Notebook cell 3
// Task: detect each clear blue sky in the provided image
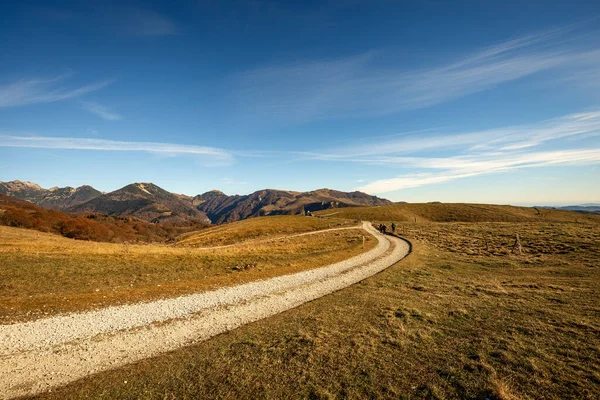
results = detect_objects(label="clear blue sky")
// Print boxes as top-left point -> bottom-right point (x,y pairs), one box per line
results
1,0 -> 599,205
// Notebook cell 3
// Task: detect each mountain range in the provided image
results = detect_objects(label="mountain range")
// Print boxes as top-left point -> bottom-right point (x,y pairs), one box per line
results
0,181 -> 102,210
0,180 -> 392,224
545,204 -> 600,213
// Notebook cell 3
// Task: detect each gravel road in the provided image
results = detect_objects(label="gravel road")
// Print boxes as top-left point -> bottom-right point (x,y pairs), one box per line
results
0,221 -> 410,399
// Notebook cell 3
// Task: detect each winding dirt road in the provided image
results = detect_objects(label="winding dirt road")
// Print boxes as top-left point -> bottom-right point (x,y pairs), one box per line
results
0,221 -> 410,399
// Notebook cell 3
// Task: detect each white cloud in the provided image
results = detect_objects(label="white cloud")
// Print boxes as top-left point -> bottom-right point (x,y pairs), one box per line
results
0,135 -> 233,163
0,75 -> 112,108
305,110 -> 600,159
297,109 -> 600,194
81,101 -> 122,120
357,149 -> 600,194
233,26 -> 600,125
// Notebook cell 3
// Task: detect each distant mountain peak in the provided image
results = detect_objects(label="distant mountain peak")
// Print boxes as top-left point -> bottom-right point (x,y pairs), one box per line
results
198,190 -> 228,199
6,180 -> 44,190
70,182 -> 211,225
133,182 -> 153,195
0,180 -> 101,210
117,182 -> 163,196
205,189 -> 226,195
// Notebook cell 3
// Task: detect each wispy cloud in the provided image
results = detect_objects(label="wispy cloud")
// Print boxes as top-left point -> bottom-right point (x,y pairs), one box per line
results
0,135 -> 232,163
357,149 -> 600,193
299,110 -> 600,194
0,74 -> 112,108
233,26 -> 600,125
81,101 -> 122,120
303,110 -> 600,159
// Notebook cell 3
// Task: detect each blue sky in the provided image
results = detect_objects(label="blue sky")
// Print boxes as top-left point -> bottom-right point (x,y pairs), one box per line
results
1,0 -> 599,205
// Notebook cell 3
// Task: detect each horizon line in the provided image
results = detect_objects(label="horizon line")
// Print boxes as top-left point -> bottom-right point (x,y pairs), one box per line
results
1,178 -> 597,208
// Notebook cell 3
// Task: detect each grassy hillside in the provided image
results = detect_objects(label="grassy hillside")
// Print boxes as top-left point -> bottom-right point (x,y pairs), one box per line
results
36,219 -> 600,399
0,219 -> 374,323
177,215 -> 355,247
315,202 -> 600,223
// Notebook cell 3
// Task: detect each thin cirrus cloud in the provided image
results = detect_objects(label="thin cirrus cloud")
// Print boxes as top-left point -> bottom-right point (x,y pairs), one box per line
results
0,135 -> 233,164
356,149 -> 600,194
297,110 -> 600,194
305,110 -> 600,159
233,26 -> 600,126
81,101 -> 122,121
0,74 -> 113,108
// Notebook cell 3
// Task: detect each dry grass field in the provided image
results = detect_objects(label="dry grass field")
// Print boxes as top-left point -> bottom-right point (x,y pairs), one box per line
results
314,202 -> 600,224
28,206 -> 600,400
0,215 -> 374,323
177,215 -> 354,247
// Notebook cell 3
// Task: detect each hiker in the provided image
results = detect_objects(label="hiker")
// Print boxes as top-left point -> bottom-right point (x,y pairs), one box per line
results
382,224 -> 387,234
378,223 -> 383,233
391,222 -> 396,233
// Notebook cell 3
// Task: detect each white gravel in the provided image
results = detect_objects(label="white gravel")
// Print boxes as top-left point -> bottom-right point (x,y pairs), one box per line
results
0,221 -> 410,399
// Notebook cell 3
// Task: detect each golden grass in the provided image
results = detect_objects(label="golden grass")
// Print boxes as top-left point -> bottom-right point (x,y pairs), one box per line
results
177,215 -> 354,247
315,202 -> 600,223
388,221 -> 600,260
0,221 -> 375,323
32,219 -> 600,399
